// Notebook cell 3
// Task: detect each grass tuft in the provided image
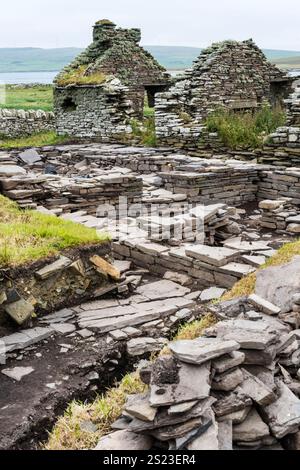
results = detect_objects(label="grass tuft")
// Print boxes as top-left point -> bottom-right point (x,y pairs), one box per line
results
0,195 -> 109,267
206,103 -> 286,150
0,131 -> 71,149
44,372 -> 146,450
130,116 -> 157,147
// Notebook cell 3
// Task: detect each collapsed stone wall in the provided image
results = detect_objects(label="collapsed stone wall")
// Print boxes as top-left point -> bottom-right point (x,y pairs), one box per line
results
155,39 -> 292,148
54,82 -> 133,140
0,108 -> 55,138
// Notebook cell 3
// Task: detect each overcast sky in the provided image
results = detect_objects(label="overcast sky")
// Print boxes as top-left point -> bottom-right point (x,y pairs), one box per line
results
1,0 -> 299,50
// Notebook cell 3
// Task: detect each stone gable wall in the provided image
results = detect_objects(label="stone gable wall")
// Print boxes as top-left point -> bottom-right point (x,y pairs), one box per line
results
155,40 -> 292,148
0,108 -> 55,138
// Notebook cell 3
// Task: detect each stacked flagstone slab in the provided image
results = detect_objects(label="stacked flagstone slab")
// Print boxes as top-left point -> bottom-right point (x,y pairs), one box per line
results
258,198 -> 300,233
113,237 -> 272,288
95,293 -> 300,451
258,168 -> 300,204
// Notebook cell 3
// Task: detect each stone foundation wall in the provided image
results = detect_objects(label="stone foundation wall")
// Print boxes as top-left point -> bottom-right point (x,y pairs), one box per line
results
54,83 -> 133,140
0,108 -> 55,138
257,126 -> 300,166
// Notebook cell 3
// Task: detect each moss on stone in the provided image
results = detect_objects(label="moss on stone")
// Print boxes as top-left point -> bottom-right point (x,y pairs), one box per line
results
56,65 -> 107,87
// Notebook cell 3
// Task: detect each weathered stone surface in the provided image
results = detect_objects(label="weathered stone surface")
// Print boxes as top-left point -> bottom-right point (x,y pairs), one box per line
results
124,393 -> 157,422
168,400 -> 198,416
248,294 -> 281,316
150,356 -> 211,407
35,256 -> 72,280
185,245 -> 237,267
94,430 -> 153,450
239,369 -> 276,405
262,381 -> 300,439
90,255 -> 121,281
218,420 -> 233,450
52,323 -> 76,334
233,408 -> 270,443
187,410 -> 219,450
2,327 -> 54,351
1,366 -> 34,382
255,256 -> 300,313
136,280 -> 190,301
200,287 -> 226,302
18,149 -> 41,165
170,337 -> 240,365
211,319 -> 278,350
218,406 -> 251,425
212,351 -> 245,374
4,298 -> 34,325
0,164 -> 26,176
127,337 -> 166,357
212,368 -> 244,392
213,389 -> 252,417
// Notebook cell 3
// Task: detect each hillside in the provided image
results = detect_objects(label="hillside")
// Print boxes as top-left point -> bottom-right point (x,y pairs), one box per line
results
0,46 -> 300,73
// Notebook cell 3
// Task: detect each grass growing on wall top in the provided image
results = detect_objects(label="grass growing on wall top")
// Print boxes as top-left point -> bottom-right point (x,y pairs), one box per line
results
0,85 -> 53,112
206,103 -> 286,150
56,66 -> 107,86
0,195 -> 109,267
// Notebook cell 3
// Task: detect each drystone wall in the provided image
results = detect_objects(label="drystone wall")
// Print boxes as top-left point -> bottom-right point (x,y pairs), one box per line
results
54,81 -> 133,139
0,108 -> 55,138
256,126 -> 300,166
155,39 -> 292,148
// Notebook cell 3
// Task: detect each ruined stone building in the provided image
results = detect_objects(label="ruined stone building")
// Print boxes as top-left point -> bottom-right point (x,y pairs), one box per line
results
54,20 -> 170,139
155,39 -> 293,147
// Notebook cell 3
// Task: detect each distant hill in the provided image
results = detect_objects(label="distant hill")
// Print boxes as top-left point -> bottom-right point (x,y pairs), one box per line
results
0,46 -> 300,73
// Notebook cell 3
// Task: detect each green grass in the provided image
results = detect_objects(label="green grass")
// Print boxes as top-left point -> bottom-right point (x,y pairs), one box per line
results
206,104 -> 286,150
56,66 -> 107,87
45,372 -> 146,450
222,237 -> 300,301
0,131 -> 72,149
130,116 -> 157,147
0,195 -> 109,267
0,85 -> 53,111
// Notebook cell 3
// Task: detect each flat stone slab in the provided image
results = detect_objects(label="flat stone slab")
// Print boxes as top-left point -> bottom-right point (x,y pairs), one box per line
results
18,149 -> 41,165
212,351 -> 245,374
255,256 -> 300,313
185,245 -> 238,267
2,327 -> 54,352
0,165 -> 26,176
124,392 -> 157,422
263,381 -> 300,439
94,430 -> 153,450
224,237 -> 270,252
233,408 -> 270,443
150,361 -> 211,407
52,323 -> 76,334
248,294 -> 281,316
136,280 -> 190,301
212,368 -> 244,392
127,337 -> 166,357
170,337 -> 240,365
187,410 -> 219,450
239,369 -> 276,406
211,319 -> 278,350
241,255 -> 266,268
220,262 -> 255,277
35,256 -> 72,280
1,366 -> 34,382
200,287 -> 226,302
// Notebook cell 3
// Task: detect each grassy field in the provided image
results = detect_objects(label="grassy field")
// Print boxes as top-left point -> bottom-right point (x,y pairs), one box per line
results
0,131 -> 72,149
0,85 -> 53,112
0,195 -> 109,267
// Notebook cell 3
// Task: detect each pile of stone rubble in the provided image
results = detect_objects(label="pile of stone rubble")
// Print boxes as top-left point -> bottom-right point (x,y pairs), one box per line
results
96,293 -> 300,451
259,198 -> 300,234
